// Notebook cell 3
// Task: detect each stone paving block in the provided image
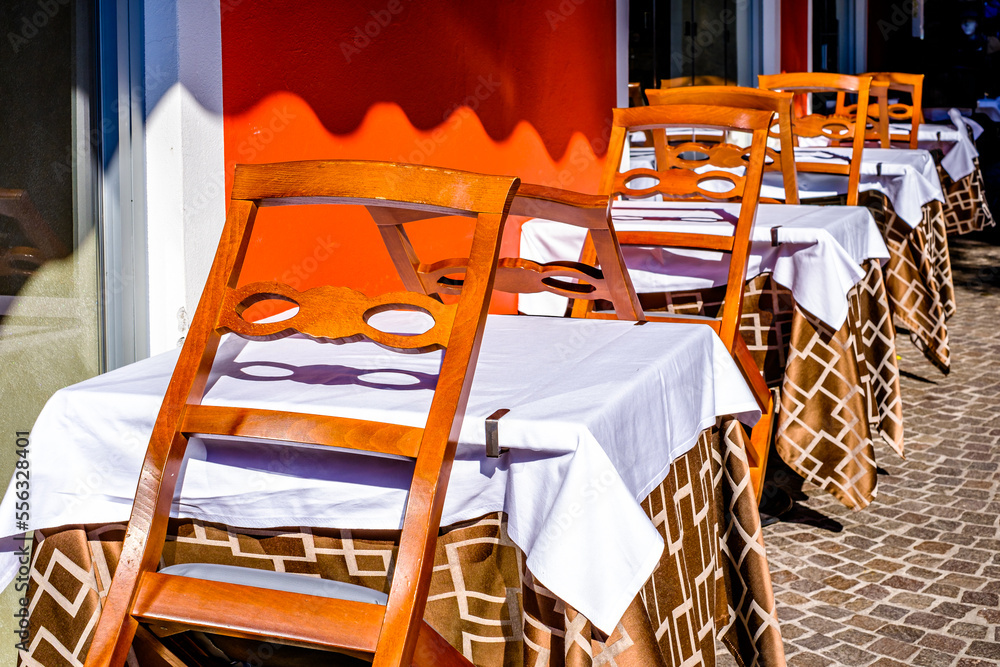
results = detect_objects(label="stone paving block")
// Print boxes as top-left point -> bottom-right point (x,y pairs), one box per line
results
787,652 -> 834,667
868,636 -> 920,660
832,628 -> 878,646
918,632 -> 969,653
940,559 -> 985,575
813,590 -> 855,606
932,601 -> 976,619
966,641 -> 1000,660
822,643 -> 875,666
845,614 -> 886,632
904,610 -> 951,630
798,633 -> 837,651
914,540 -> 955,554
877,623 -> 926,643
869,604 -> 910,621
883,575 -> 926,592
912,648 -> 959,667
957,659 -> 1000,667
801,615 -> 844,636
962,590 -> 999,606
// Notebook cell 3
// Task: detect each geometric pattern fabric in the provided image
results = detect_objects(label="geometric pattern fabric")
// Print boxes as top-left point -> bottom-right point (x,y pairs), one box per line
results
859,192 -> 953,373
23,426 -> 785,667
937,158 -> 995,236
637,263 -> 903,510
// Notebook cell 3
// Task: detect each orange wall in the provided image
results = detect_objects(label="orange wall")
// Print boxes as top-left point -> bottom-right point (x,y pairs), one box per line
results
220,1 -> 617,312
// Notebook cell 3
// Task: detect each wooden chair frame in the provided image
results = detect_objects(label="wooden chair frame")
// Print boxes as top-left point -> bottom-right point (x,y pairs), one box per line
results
84,160 -> 520,667
628,82 -> 655,148
371,182 -> 643,321
645,86 -> 800,204
577,103 -> 777,501
758,72 -> 873,206
661,74 -> 738,89
835,72 -> 924,149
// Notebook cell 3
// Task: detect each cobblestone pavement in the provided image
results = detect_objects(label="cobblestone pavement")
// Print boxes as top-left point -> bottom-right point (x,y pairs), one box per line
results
720,236 -> 1000,667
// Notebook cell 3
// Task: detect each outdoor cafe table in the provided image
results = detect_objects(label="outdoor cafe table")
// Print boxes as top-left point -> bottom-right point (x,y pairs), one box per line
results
1,315 -> 786,667
521,200 -> 901,511
902,115 -> 995,236
770,146 -> 956,373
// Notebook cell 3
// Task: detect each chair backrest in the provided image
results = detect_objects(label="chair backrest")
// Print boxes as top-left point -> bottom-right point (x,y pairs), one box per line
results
661,74 -> 738,88
582,103 -> 774,350
628,82 -> 655,148
369,183 -> 643,321
835,72 -> 924,149
758,72 -> 872,206
85,160 -> 520,667
645,86 -> 799,204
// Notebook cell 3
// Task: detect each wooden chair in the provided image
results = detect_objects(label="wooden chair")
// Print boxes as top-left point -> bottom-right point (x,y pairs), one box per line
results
835,72 -> 925,149
83,160 -> 521,667
661,75 -> 738,88
645,86 -> 800,204
758,72 -> 873,206
370,182 -> 642,321
628,82 -> 655,149
576,103 -> 777,502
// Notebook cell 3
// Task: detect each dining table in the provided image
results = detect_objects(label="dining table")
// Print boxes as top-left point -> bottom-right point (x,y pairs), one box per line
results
2,313 -> 785,667
631,139 -> 953,374
904,112 -> 995,236
521,200 -> 901,511
670,141 -> 954,374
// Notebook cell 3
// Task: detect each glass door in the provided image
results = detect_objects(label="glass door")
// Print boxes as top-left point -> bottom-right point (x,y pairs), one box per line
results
629,0 -> 740,91
0,1 -> 105,656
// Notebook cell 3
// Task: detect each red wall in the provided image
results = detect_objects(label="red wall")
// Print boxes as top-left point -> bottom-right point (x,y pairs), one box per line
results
220,1 -> 617,313
781,0 -> 809,74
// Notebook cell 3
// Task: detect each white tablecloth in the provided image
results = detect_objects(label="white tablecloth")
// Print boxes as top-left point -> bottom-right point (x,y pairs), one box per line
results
976,98 -> 1000,123
630,145 -> 943,228
908,109 -> 983,181
771,147 -> 945,227
519,200 -> 888,330
0,314 -> 759,634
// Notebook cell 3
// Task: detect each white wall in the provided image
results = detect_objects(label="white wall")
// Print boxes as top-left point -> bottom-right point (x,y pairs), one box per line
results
143,0 -> 226,355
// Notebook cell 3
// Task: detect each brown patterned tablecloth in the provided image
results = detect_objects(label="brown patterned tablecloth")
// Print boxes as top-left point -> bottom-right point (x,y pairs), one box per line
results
23,421 -> 785,667
858,192 -> 953,373
638,260 -> 903,511
936,158 -> 995,236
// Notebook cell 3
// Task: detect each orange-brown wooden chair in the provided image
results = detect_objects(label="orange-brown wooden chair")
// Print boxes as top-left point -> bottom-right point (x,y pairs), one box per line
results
370,182 -> 643,321
758,72 -> 873,206
645,86 -> 800,204
575,103 -> 777,502
661,74 -> 738,88
628,82 -> 655,148
835,72 -> 924,149
83,160 -> 520,667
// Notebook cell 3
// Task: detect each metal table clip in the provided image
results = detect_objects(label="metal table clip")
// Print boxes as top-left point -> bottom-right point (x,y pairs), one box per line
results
485,408 -> 510,458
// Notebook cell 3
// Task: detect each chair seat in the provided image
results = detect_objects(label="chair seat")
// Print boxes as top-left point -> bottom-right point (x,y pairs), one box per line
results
159,563 -> 389,605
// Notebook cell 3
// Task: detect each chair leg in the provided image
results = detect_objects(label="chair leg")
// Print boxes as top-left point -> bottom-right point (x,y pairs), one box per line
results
746,389 -> 777,505
412,622 -> 475,667
131,625 -> 189,667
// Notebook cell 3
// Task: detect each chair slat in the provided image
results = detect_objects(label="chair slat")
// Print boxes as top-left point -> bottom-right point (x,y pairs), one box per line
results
133,573 -> 383,655
614,230 -> 736,252
180,405 -> 423,459
217,282 -> 456,354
